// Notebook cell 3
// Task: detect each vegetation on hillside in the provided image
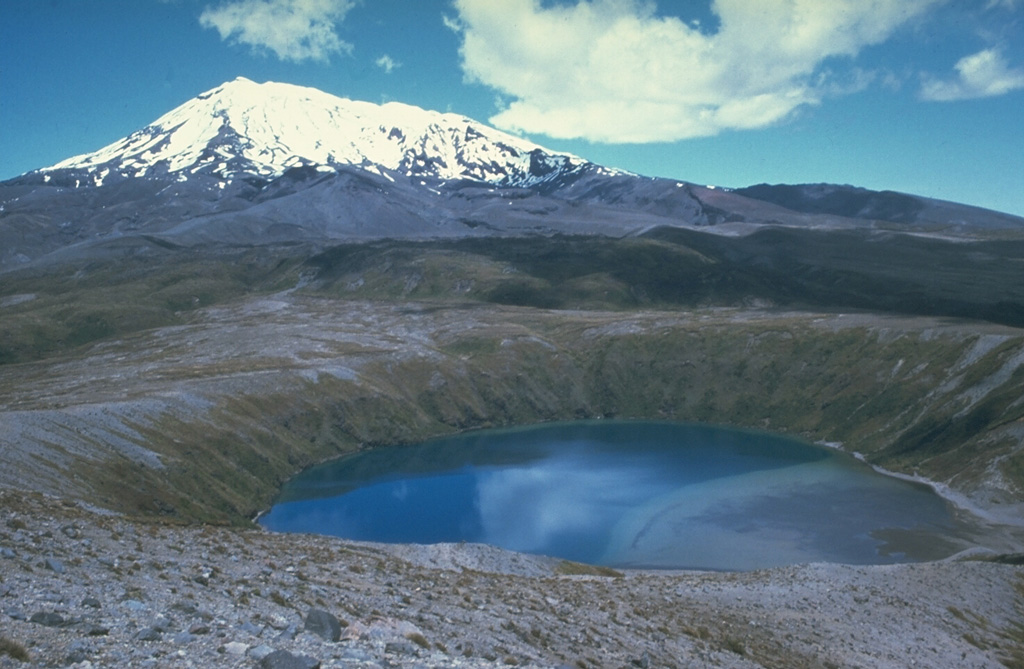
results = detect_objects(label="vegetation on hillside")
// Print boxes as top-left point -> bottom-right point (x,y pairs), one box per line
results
1,231 -> 1023,524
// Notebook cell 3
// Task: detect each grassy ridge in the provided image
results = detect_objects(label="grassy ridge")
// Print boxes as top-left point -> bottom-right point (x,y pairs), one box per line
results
4,230 -> 1024,365
305,230 -> 1024,324
0,246 -> 305,365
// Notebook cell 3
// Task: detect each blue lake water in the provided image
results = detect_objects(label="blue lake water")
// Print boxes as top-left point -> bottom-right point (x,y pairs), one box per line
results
259,421 -> 972,570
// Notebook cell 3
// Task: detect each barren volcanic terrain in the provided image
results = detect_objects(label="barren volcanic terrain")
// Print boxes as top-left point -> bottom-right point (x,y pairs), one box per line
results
3,79 -> 1024,667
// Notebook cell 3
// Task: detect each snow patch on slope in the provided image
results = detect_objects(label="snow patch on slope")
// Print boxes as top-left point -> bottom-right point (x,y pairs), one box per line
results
45,77 -> 601,189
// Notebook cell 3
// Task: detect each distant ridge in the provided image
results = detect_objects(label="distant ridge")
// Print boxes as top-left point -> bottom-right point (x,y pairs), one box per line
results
735,183 -> 1024,231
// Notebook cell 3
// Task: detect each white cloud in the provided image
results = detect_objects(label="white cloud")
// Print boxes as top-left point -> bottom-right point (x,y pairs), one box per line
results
452,0 -> 941,143
441,13 -> 462,33
920,48 -> 1024,101
200,0 -> 356,63
375,54 -> 401,74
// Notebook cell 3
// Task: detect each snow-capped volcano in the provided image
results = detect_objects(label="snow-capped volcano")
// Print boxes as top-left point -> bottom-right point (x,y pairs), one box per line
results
43,77 -> 594,188
13,76 -> 1019,274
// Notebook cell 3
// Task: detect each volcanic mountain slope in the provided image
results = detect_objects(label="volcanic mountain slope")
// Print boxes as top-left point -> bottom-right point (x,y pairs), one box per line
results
0,77 -> 699,265
734,182 -> 1024,232
3,77 -> 1023,272
43,76 -> 603,188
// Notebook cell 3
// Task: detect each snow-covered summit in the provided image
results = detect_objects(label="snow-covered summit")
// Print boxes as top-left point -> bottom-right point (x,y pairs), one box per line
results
42,77 -> 596,188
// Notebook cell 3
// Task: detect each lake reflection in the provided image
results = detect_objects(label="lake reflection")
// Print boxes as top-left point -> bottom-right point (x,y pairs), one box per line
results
260,421 -> 970,570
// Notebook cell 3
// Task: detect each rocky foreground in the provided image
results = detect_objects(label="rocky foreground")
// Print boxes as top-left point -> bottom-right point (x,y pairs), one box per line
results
1,490 -> 1021,669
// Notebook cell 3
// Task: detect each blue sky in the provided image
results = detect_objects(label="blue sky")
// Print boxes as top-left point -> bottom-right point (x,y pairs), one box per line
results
2,0 -> 1023,216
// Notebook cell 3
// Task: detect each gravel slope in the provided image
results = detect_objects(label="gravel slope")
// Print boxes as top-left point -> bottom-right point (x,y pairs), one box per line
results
2,491 -> 1021,668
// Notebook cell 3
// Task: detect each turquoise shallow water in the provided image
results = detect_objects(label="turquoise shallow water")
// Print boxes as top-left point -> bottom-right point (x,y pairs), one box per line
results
260,421 -> 970,570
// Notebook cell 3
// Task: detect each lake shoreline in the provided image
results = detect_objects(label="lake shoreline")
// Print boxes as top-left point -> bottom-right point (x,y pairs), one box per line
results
260,420 -> 1018,570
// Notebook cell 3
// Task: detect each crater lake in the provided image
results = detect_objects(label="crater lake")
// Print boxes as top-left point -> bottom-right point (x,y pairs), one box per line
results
260,421 -> 974,570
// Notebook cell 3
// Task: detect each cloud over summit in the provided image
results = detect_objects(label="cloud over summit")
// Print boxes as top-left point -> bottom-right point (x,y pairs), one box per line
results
200,0 -> 356,63
452,0 -> 942,143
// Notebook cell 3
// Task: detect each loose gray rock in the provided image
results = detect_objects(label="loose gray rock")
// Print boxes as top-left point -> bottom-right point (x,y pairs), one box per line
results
78,623 -> 110,636
248,644 -> 275,661
29,611 -> 65,627
66,650 -> 88,664
68,640 -> 90,653
81,596 -> 101,608
340,647 -> 375,662
304,608 -> 341,642
65,639 -> 92,665
384,640 -> 417,655
171,601 -> 198,615
44,557 -> 65,573
5,608 -> 27,621
223,640 -> 249,655
61,525 -> 82,539
275,623 -> 299,641
258,649 -> 321,669
136,626 -> 162,641
240,620 -> 263,636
